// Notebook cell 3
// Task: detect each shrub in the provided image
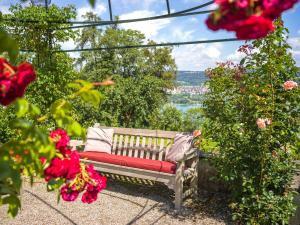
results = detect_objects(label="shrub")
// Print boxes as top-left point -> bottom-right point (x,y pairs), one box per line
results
202,21 -> 300,224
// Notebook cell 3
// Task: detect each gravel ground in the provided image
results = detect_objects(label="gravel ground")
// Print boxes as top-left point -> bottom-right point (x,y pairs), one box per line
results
0,178 -> 231,225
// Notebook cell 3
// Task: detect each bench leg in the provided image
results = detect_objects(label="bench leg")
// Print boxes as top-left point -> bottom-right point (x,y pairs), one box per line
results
191,156 -> 199,197
174,162 -> 184,211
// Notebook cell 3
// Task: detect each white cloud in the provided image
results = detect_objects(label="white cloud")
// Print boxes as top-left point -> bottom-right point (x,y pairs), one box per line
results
173,43 -> 223,71
77,3 -> 106,20
171,28 -> 195,41
188,17 -> 198,23
60,40 -> 79,59
226,51 -> 245,64
119,10 -> 171,40
119,0 -> 159,10
206,3 -> 218,10
288,35 -> 300,66
0,5 -> 10,14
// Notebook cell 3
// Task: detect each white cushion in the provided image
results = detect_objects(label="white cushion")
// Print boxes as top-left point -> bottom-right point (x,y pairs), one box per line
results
84,128 -> 114,154
166,133 -> 193,163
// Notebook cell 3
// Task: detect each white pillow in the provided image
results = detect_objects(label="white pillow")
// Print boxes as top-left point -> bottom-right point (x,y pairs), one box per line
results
84,127 -> 114,154
166,133 -> 193,163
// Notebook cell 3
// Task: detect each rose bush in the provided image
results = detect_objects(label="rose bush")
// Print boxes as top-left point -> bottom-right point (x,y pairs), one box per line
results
201,21 -> 300,224
206,0 -> 299,39
0,57 -> 105,217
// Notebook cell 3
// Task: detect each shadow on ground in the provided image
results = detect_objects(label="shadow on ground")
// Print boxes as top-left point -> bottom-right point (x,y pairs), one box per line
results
104,177 -> 232,225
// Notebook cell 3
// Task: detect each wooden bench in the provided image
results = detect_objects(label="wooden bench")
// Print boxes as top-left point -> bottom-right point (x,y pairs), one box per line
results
70,127 -> 199,210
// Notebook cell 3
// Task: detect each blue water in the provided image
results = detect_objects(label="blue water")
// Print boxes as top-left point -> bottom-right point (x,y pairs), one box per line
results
174,104 -> 202,112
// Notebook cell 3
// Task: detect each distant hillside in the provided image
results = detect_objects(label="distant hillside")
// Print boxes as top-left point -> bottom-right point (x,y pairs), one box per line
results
176,71 -> 207,86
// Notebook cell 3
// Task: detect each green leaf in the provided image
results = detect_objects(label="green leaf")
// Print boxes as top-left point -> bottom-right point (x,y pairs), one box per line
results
2,195 -> 21,218
10,118 -> 32,129
15,99 -> 29,118
88,0 -> 96,7
67,121 -> 83,136
0,28 -> 19,63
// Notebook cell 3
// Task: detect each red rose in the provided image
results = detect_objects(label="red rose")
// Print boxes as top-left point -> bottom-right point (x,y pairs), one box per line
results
0,58 -> 36,106
81,190 -> 98,204
44,153 -> 81,181
64,152 -> 81,180
15,63 -> 37,98
50,129 -> 71,155
0,80 -> 12,97
235,16 -> 274,40
44,157 -> 68,181
60,185 -> 79,202
236,0 -> 249,9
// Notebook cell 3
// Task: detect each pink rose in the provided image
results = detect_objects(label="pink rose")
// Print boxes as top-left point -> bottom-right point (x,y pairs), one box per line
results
193,130 -> 202,137
264,118 -> 272,125
256,118 -> 272,129
283,80 -> 298,91
256,118 -> 266,129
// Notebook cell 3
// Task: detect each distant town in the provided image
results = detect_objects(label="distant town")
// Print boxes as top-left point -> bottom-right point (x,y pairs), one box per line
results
168,85 -> 208,95
169,71 -> 207,105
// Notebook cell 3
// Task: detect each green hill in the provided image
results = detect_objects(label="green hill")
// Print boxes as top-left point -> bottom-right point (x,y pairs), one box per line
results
176,71 -> 207,86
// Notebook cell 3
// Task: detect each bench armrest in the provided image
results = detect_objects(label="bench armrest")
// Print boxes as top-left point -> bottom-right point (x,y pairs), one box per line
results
179,148 -> 199,162
69,140 -> 85,150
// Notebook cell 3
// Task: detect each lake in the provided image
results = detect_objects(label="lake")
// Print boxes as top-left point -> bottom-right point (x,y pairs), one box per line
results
174,104 -> 202,112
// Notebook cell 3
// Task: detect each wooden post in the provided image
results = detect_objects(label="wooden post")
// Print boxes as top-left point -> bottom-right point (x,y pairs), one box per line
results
174,161 -> 184,210
190,153 -> 199,197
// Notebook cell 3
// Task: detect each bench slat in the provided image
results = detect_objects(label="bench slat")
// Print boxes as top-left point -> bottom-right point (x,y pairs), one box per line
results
117,135 -> 123,156
140,137 -> 146,158
112,134 -> 118,154
128,136 -> 135,157
158,138 -> 165,161
122,135 -> 129,156
151,138 -> 158,160
146,137 -> 152,159
134,136 -> 140,158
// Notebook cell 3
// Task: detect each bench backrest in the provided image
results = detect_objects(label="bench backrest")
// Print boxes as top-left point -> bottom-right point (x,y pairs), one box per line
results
102,127 -> 178,161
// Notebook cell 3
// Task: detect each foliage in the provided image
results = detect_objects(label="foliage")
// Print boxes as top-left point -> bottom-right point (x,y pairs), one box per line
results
73,12 -> 177,128
76,13 -> 176,84
202,21 -> 300,224
0,1 -> 105,218
0,5 -> 79,143
0,76 -> 102,217
75,75 -> 167,128
182,108 -> 204,132
150,105 -> 183,131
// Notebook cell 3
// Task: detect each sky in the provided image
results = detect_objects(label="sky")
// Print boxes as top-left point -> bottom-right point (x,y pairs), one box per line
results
1,0 -> 300,71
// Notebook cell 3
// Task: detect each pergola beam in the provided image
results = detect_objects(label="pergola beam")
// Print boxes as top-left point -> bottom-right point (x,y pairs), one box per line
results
108,0 -> 113,21
20,38 -> 239,53
55,10 -> 214,30
166,0 -> 171,14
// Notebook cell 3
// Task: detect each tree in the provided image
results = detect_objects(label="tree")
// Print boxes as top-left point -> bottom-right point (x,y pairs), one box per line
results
74,13 -> 177,128
150,105 -> 183,131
